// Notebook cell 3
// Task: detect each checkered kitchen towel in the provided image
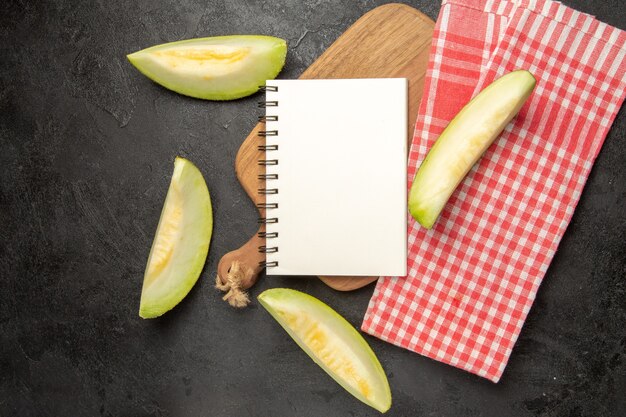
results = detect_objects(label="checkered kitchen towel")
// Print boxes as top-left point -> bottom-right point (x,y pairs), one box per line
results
362,0 -> 626,382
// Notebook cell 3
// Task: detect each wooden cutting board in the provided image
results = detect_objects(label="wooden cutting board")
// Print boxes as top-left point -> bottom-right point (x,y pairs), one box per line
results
217,3 -> 434,292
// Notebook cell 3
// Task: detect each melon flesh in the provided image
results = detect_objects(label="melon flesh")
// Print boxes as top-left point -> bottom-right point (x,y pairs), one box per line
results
139,157 -> 212,318
258,288 -> 392,413
409,70 -> 536,228
127,35 -> 287,100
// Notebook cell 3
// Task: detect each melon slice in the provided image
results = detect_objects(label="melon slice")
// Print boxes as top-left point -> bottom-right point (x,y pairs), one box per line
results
139,157 -> 212,318
127,35 -> 287,100
258,288 -> 391,413
409,70 -> 536,228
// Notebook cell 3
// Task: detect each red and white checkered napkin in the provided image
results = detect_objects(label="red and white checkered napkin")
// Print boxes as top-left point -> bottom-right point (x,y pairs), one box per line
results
362,0 -> 626,382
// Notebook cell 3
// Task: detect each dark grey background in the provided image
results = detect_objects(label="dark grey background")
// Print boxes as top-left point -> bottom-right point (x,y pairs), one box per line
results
1,1 -> 625,416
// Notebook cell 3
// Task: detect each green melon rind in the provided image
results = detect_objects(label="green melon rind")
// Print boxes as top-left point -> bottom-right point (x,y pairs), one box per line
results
127,35 -> 287,100
139,157 -> 213,318
258,288 -> 392,413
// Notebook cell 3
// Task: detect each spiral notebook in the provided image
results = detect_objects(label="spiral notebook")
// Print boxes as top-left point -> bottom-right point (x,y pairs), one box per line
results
259,78 -> 408,276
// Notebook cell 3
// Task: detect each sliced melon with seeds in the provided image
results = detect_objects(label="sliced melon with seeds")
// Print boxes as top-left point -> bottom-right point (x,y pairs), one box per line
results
258,288 -> 391,413
127,35 -> 287,100
139,157 -> 212,318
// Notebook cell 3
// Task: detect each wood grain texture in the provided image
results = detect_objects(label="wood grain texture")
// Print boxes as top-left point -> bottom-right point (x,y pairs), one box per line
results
217,3 -> 434,291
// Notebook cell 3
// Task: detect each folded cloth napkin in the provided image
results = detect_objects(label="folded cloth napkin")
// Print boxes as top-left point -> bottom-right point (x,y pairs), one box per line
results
362,0 -> 626,382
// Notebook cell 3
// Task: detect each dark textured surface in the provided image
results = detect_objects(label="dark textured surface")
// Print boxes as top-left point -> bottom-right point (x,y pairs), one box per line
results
1,0 -> 625,416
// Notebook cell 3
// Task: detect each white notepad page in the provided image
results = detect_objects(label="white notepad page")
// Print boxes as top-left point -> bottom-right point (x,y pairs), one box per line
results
264,79 -> 407,276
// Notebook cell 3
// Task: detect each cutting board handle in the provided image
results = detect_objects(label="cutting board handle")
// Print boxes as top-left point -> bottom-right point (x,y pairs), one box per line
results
216,228 -> 264,307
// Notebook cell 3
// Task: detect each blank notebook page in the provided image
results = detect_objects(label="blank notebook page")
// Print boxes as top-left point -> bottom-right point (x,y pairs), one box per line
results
264,78 -> 407,276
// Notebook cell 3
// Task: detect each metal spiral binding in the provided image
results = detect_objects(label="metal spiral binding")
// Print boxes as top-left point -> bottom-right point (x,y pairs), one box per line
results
258,188 -> 278,195
258,159 -> 278,166
258,246 -> 278,253
258,85 -> 279,267
258,173 -> 278,180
